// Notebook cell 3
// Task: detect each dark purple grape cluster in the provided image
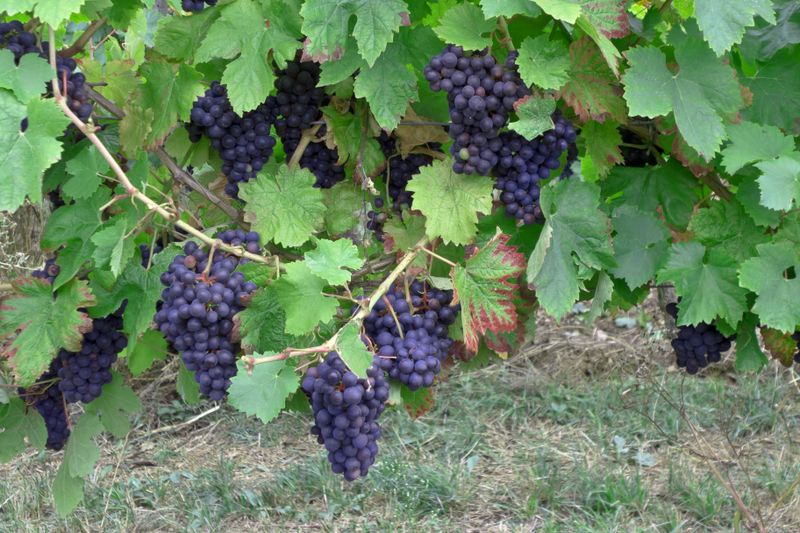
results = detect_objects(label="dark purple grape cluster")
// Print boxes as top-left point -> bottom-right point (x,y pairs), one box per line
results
154,232 -> 258,400
493,112 -> 577,224
182,0 -> 217,11
301,351 -> 389,481
267,60 -> 345,188
188,82 -> 277,198
56,314 -> 127,403
19,361 -> 70,450
424,46 -> 530,175
666,303 -> 734,374
366,197 -> 388,242
364,280 -> 459,390
621,128 -> 658,167
32,257 -> 60,284
378,134 -> 437,209
0,21 -> 93,125
139,240 -> 164,268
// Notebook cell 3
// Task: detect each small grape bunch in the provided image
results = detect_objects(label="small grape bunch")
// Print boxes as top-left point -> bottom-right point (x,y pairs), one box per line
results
666,302 -> 734,374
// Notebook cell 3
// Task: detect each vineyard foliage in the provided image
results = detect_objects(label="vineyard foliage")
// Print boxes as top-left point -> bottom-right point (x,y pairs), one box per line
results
0,0 -> 799,513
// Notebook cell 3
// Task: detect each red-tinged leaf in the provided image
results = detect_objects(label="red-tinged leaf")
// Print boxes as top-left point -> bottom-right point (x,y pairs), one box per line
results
401,385 -> 435,419
0,279 -> 95,387
761,327 -> 796,367
559,37 -> 628,123
453,231 -> 526,352
671,133 -> 715,177
579,0 -> 630,39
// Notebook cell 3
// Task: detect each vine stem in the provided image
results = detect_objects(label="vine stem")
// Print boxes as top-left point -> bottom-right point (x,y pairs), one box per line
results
418,246 -> 457,267
47,28 -> 271,265
288,124 -> 322,170
60,18 -> 107,58
245,236 -> 429,370
497,16 -> 515,51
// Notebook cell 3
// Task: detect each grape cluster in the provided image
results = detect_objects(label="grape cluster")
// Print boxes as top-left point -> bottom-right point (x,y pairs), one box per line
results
32,257 -> 60,284
139,241 -> 164,268
301,352 -> 389,481
793,332 -> 800,366
424,46 -> 529,175
268,60 -> 345,188
493,112 -> 578,224
378,134 -> 437,209
19,362 -> 70,450
0,21 -> 93,125
182,0 -> 217,11
620,128 -> 658,167
366,197 -> 388,242
56,313 -> 127,404
155,231 -> 259,400
364,281 -> 459,390
188,82 -> 277,198
666,303 -> 734,374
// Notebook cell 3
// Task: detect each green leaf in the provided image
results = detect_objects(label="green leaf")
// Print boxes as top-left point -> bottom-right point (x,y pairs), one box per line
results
578,0 -> 631,39
742,47 -> 800,134
517,35 -> 571,91
0,93 -> 70,212
64,413 -> 104,478
528,179 -> 615,319
153,7 -> 218,61
177,361 -> 201,405
62,145 -> 110,200
0,398 -> 46,462
304,239 -> 364,286
610,206 -> 669,290
21,0 -> 86,28
587,271 -> 614,323
272,262 -> 338,335
734,313 -> 768,372
239,165 -> 326,247
721,121 -> 796,174
480,0 -> 541,18
301,0 -> 405,65
125,330 -> 168,376
354,38 -> 418,130
383,209 -> 427,252
336,321 -> 373,378
322,105 -> 384,171
688,199 -> 768,262
755,153 -> 800,211
237,286 -> 298,353
533,0 -> 582,23
324,183 -> 363,235
739,0 -> 800,62
508,96 -> 555,139
0,50 -> 52,103
657,242 -> 748,327
318,38 -> 364,86
575,14 -> 623,76
406,158 -> 494,245
53,461 -> 84,517
221,40 -> 276,115
433,3 -> 496,51
582,119 -> 622,177
228,357 -> 299,423
138,61 -> 204,146
92,217 -> 136,279
0,279 -> 94,387
694,0 -> 775,55
453,232 -> 526,352
560,37 -> 628,123
736,176 -> 782,228
738,241 -> 800,333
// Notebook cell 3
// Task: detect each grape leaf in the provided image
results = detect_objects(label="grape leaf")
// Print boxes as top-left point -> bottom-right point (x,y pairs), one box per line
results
610,206 -> 669,290
559,37 -> 628,123
622,24 -> 744,159
582,119 -> 622,177
721,121 -> 796,174
533,0 -> 582,23
688,198 -> 768,262
761,326 -> 798,366
740,0 -> 800,62
335,321 -> 373,378
755,152 -> 800,211
324,183 -> 363,235
124,330 -> 168,376
0,50 -> 52,103
321,105 -> 384,173
738,241 -> 800,333
575,14 -> 623,76
480,0 -> 541,18
742,47 -> 800,135
736,176 -> 782,228
63,413 -> 104,478
53,460 -> 84,517
508,95 -> 555,139
453,232 -> 526,352
304,239 -> 364,286
656,242 -> 748,327
3,1 -> 86,28
237,286 -> 299,353
177,361 -> 201,405
578,0 -> 631,39
383,209 -> 427,252
62,145 -> 109,200
301,0 -> 406,66
138,61 -> 204,147
273,261 -> 338,335
239,165 -> 326,247
517,35 -> 571,91
406,159 -> 494,245
401,384 -> 435,418
433,3 -> 496,51
228,358 -> 299,424
318,38 -> 364,86
0,398 -> 46,462
0,93 -> 70,212
92,217 -> 136,279
693,0 -> 775,55
153,7 -> 218,62
0,279 -> 94,388
527,179 -> 615,319
734,313 -> 768,372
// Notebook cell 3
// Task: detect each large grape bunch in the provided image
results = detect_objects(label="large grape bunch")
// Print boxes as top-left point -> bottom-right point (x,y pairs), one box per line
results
364,280 -> 460,390
493,112 -> 577,224
182,0 -> 217,11
424,46 -> 530,175
267,60 -> 345,188
18,361 -> 70,451
377,133 -> 438,209
666,303 -> 734,374
188,82 -> 277,198
0,21 -> 93,124
155,230 -> 259,400
301,352 -> 389,481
